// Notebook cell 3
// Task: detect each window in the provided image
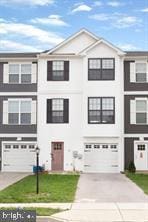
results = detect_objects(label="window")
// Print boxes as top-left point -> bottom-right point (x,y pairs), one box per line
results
137,144 -> 145,151
88,97 -> 115,124
136,100 -> 147,124
136,63 -> 147,83
9,64 -> 31,84
47,61 -> 69,81
47,98 -> 69,123
8,100 -> 31,125
88,58 -> 115,80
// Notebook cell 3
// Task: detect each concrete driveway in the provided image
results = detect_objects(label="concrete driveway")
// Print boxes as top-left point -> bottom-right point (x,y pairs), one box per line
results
75,173 -> 148,203
0,172 -> 29,191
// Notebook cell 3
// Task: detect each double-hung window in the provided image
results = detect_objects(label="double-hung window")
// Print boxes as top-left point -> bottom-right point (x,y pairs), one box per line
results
135,62 -> 147,83
88,97 -> 115,124
136,100 -> 147,124
47,60 -> 69,81
8,100 -> 31,125
9,64 -> 31,84
47,98 -> 69,123
88,58 -> 115,80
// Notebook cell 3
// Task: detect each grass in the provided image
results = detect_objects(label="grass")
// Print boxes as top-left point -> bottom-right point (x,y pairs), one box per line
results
0,174 -> 79,203
0,207 -> 61,216
126,173 -> 148,194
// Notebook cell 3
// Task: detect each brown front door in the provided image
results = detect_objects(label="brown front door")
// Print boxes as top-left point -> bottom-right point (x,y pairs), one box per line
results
51,142 -> 64,171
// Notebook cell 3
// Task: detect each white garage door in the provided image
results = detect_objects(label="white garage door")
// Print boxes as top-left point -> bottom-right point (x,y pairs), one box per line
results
3,143 -> 36,172
84,143 -> 119,173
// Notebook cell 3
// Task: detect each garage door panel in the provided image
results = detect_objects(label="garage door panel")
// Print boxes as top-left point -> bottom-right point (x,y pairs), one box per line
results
84,143 -> 119,173
3,143 -> 36,172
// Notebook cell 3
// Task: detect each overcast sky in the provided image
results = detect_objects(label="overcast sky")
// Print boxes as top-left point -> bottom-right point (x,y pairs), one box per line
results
0,0 -> 148,52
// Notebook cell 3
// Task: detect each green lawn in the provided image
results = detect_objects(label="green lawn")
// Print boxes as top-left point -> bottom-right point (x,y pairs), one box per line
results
126,173 -> 148,194
0,207 -> 61,216
0,174 -> 79,203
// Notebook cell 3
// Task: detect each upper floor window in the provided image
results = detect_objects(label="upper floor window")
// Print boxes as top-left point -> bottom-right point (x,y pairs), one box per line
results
136,100 -> 147,124
3,62 -> 37,84
136,63 -> 147,83
88,58 -> 115,80
130,98 -> 148,125
8,100 -> 31,125
129,61 -> 148,83
3,99 -> 36,125
47,61 -> 69,81
88,97 -> 115,124
9,64 -> 31,84
47,98 -> 69,123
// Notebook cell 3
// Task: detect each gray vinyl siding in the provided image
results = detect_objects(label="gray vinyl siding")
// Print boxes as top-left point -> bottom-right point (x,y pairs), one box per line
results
124,61 -> 148,91
0,96 -> 37,134
124,95 -> 148,134
0,137 -> 37,170
0,62 -> 37,92
124,137 -> 139,170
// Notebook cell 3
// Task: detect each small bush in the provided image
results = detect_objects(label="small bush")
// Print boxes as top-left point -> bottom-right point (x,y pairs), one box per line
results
128,161 -> 136,173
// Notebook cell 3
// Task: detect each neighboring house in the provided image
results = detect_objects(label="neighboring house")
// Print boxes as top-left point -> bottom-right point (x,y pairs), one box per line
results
0,29 -> 148,173
0,53 -> 38,172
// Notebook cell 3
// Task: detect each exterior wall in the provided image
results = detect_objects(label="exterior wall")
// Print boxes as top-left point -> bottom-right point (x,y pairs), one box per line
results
124,95 -> 148,134
0,62 -> 37,92
0,96 -> 37,134
0,137 -> 37,170
38,41 -> 124,172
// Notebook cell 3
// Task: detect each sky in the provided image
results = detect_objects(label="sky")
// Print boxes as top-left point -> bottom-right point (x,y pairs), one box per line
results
0,0 -> 148,52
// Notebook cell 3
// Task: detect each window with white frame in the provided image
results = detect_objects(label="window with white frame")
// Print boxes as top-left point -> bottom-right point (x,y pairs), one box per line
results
136,63 -> 147,83
136,100 -> 147,124
8,100 -> 31,125
9,64 -> 32,84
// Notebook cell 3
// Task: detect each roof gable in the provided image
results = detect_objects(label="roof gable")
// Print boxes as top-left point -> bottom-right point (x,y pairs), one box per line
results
47,29 -> 99,55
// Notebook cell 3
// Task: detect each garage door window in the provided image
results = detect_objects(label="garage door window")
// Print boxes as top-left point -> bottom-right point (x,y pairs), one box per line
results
88,97 -> 115,124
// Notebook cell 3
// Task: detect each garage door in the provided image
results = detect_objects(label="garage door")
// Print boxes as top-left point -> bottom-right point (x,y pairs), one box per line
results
84,143 -> 118,173
3,143 -> 36,172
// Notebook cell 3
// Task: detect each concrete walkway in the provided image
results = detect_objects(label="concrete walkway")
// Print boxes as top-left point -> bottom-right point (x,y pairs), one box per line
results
50,203 -> 148,222
75,173 -> 148,202
0,172 -> 29,190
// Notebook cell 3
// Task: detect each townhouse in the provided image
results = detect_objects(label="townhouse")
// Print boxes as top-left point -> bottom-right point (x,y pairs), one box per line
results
0,29 -> 147,173
0,53 -> 38,172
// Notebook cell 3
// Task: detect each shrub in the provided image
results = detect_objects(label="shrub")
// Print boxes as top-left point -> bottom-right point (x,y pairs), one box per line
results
128,161 -> 136,173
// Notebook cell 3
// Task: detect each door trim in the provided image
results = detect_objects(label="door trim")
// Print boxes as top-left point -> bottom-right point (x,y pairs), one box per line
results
134,141 -> 148,170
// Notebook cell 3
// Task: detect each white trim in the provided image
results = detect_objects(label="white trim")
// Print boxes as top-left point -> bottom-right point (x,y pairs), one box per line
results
130,62 -> 135,82
124,92 -> 148,95
0,134 -> 37,137
46,29 -> 99,54
124,134 -> 148,137
79,39 -> 125,56
0,93 -> 37,96
38,90 -> 82,95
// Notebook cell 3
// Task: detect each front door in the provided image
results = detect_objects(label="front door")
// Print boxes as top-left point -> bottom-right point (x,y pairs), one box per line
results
135,143 -> 148,170
51,142 -> 64,171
